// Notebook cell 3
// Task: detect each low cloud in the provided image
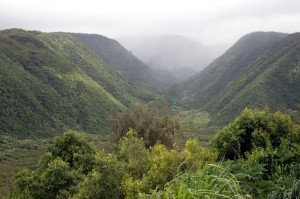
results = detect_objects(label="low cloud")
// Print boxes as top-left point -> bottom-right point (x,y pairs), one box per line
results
0,0 -> 299,45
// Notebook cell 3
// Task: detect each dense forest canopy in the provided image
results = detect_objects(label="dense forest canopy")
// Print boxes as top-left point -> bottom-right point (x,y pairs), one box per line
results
7,108 -> 300,198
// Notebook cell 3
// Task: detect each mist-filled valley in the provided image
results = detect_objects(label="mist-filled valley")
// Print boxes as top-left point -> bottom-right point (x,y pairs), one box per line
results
0,26 -> 300,199
117,35 -> 229,85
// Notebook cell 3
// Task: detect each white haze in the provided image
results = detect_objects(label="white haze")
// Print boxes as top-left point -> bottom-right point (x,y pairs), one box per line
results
117,34 -> 223,84
0,0 -> 300,46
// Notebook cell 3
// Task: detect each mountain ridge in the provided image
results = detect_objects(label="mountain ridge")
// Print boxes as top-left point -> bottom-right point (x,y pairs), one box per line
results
208,32 -> 300,123
165,31 -> 300,124
71,33 -> 167,92
0,29 -> 159,138
166,31 -> 289,107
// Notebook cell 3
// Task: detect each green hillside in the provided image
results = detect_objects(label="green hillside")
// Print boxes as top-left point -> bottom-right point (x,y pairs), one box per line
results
166,32 -> 288,109
1,29 -> 300,196
71,33 -> 167,92
0,29 -> 159,138
165,31 -> 300,125
208,33 -> 300,124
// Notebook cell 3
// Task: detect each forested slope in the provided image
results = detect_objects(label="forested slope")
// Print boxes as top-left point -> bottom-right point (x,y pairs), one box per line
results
166,32 -> 288,109
166,32 -> 300,124
208,33 -> 300,123
0,29 -> 158,138
72,33 -> 166,92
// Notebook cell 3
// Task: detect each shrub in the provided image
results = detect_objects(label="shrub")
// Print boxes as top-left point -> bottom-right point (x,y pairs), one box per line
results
143,163 -> 246,199
109,103 -> 180,148
211,108 -> 299,159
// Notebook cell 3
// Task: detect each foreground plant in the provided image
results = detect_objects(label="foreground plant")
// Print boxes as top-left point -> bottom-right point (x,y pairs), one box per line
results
143,163 -> 248,199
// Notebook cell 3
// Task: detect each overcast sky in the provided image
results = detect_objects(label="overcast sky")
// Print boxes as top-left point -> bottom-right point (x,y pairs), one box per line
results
1,0 -> 300,46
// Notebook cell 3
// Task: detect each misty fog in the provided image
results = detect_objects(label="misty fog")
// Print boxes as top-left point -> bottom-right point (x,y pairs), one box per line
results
117,35 -> 229,84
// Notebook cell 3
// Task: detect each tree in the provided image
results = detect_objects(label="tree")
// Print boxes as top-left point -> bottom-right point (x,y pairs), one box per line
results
109,102 -> 180,148
77,152 -> 124,199
11,131 -> 96,198
46,130 -> 96,174
211,108 -> 299,159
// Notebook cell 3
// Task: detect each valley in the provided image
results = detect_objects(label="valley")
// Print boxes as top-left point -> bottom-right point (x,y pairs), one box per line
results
0,28 -> 300,198
117,35 -> 221,85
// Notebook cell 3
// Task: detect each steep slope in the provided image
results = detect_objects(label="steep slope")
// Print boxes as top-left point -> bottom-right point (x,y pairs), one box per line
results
167,31 -> 300,125
118,35 -> 215,85
0,29 -> 158,138
208,33 -> 300,124
167,32 -> 288,109
71,33 -> 166,92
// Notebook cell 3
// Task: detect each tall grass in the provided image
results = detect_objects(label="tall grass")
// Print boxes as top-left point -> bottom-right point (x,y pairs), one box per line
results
267,163 -> 300,199
143,163 -> 247,199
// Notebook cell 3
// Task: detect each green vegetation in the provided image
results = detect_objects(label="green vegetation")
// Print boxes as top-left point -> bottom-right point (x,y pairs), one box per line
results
166,32 -> 288,108
0,29 -> 160,193
144,163 -> 245,199
72,33 -> 167,92
0,29 -> 159,138
10,131 -> 97,199
8,130 -> 216,199
175,109 -> 214,145
211,108 -> 300,198
211,108 -> 299,159
207,33 -> 300,125
6,108 -> 300,198
109,103 -> 180,148
1,29 -> 300,198
0,135 -> 50,196
166,32 -> 300,126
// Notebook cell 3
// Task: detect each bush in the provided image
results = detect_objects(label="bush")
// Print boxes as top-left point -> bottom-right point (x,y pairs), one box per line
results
11,131 -> 96,198
109,103 -> 180,148
184,139 -> 217,171
211,108 -> 299,159
77,152 -> 124,199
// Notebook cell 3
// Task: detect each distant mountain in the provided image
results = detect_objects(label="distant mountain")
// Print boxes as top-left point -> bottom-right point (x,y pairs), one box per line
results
0,29 -> 159,138
117,35 -> 216,85
166,32 -> 300,124
71,33 -> 167,92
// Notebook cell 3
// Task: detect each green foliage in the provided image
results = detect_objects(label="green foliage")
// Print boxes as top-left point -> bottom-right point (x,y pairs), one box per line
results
147,144 -> 183,185
211,108 -> 299,159
119,132 -> 216,198
8,108 -> 300,198
77,152 -> 124,199
11,158 -> 80,199
11,131 -> 96,198
110,103 -> 180,148
175,109 -> 213,145
207,33 -> 300,125
38,157 -> 79,198
267,163 -> 300,199
72,33 -> 166,92
144,163 -> 246,199
45,131 -> 96,174
225,159 -> 267,197
167,32 -> 300,127
116,131 -> 183,198
166,32 -> 288,109
184,139 -> 217,170
0,29 -> 159,138
211,108 -> 300,198
0,135 -> 49,196
117,130 -> 150,179
227,146 -> 300,198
